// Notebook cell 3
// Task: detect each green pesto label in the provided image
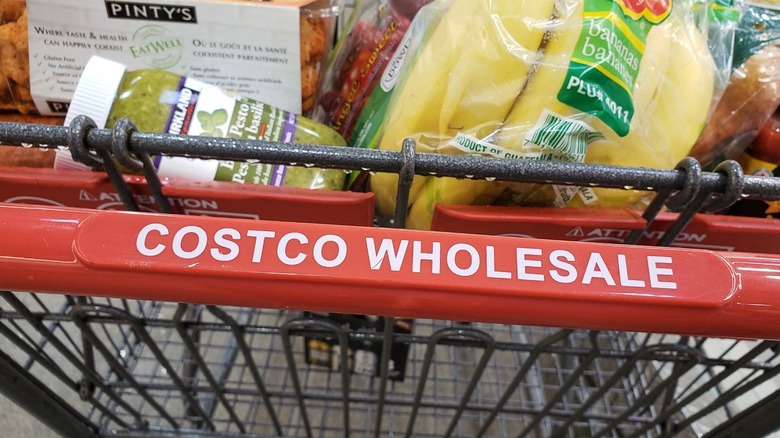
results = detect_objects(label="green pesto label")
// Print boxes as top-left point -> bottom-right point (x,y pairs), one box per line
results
214,96 -> 297,185
224,97 -> 297,142
558,0 -> 664,136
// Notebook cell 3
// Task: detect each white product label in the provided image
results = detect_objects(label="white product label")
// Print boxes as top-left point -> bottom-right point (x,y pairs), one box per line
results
523,109 -> 597,163
523,110 -> 601,207
578,187 -> 599,205
449,110 -> 600,164
449,110 -> 601,207
379,7 -> 424,93
450,133 -> 542,160
26,0 -> 302,115
56,75 -> 302,187
353,349 -> 377,375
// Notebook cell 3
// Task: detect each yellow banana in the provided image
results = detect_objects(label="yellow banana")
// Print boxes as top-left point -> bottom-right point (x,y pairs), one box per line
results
406,177 -> 505,230
370,0 -> 478,221
491,0 -> 715,209
370,0 -> 556,223
378,0 -> 716,227
570,7 -> 715,208
494,1 -> 590,152
491,0 -> 592,207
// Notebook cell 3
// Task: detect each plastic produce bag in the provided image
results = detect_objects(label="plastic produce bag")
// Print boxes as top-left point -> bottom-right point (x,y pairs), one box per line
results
368,0 -> 737,230
690,1 -> 780,169
314,0 -> 431,144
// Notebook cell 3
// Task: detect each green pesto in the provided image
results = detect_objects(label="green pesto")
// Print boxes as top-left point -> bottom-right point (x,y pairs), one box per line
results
285,117 -> 347,190
106,69 -> 180,133
106,68 -> 348,190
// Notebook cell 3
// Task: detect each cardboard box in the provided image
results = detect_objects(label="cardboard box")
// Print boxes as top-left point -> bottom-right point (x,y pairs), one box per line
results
0,0 -> 35,113
22,0 -> 337,115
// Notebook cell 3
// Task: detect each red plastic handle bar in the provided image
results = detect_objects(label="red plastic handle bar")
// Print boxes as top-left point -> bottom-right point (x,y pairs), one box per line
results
0,203 -> 778,340
0,166 -> 375,226
433,204 -> 780,254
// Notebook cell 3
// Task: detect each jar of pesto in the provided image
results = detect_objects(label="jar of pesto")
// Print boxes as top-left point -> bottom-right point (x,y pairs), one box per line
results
56,56 -> 349,191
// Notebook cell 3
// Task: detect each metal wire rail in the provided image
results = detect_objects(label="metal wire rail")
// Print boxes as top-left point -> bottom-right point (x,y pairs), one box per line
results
0,117 -> 778,437
1,294 -> 779,438
1,116 -> 779,227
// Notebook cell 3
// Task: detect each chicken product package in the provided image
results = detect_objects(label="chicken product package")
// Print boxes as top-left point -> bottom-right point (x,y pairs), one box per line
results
4,0 -> 339,117
0,0 -> 35,114
367,0 -> 739,230
690,1 -> 780,169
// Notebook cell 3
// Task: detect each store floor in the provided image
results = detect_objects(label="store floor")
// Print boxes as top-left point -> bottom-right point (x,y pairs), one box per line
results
0,393 -> 58,437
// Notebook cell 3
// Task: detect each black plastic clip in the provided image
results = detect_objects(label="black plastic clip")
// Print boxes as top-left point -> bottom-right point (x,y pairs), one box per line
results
393,137 -> 417,229
110,118 -> 143,173
90,121 -> 139,212
658,158 -> 712,247
702,160 -> 745,213
666,157 -> 703,212
111,119 -> 172,213
67,115 -> 139,211
66,115 -> 103,170
624,157 -> 701,245
657,159 -> 746,247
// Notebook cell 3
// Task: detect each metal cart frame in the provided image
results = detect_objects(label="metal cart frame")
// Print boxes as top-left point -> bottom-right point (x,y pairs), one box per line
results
0,118 -> 779,437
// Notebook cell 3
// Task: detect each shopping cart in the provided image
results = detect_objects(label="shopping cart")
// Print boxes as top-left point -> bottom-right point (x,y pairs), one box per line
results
0,117 -> 779,438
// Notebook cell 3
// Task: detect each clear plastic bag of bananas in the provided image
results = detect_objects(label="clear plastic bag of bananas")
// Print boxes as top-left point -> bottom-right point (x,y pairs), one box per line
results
366,0 -> 740,230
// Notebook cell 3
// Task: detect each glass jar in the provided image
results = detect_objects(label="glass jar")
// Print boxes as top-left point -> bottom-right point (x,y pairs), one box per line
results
56,56 -> 349,191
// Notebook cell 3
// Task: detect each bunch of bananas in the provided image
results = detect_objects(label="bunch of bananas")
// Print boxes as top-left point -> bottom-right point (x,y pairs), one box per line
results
369,0 -> 717,230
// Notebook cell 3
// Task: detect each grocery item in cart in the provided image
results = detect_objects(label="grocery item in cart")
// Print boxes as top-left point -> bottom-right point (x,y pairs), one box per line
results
369,0 -> 730,230
315,0 -> 430,143
690,2 -> 780,169
56,56 -> 350,191
301,5 -> 340,116
20,0 -> 338,116
303,312 -> 412,381
0,113 -> 61,167
739,108 -> 780,177
370,0 -> 550,227
729,108 -> 780,217
0,0 -> 35,114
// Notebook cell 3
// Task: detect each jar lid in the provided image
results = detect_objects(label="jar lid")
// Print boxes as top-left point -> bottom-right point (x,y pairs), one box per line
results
64,56 -> 128,128
55,56 -> 127,170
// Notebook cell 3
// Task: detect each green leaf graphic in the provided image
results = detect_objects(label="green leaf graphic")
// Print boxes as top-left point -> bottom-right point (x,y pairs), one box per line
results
212,109 -> 228,125
197,110 -> 212,126
196,109 -> 228,136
